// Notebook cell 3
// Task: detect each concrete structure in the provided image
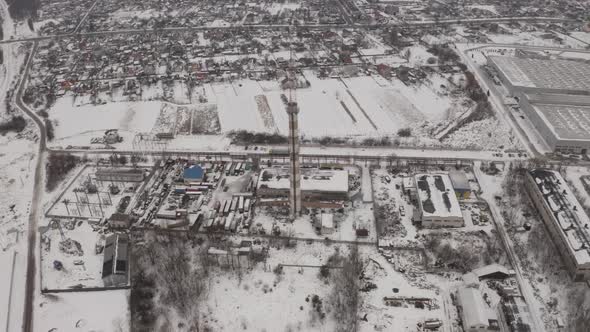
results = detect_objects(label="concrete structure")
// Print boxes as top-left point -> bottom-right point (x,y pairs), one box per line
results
525,169 -> 590,281
488,56 -> 590,153
96,168 -> 144,182
102,233 -> 128,286
257,168 -> 349,201
183,165 -> 205,184
415,173 -> 464,227
449,170 -> 471,199
287,101 -> 302,218
457,287 -> 501,332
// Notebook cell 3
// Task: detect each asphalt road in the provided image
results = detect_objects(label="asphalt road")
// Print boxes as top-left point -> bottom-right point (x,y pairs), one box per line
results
15,42 -> 44,332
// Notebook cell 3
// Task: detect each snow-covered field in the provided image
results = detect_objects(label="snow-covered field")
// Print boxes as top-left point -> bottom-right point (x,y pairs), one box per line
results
49,98 -> 161,139
36,289 -> 129,331
0,137 -> 36,250
204,265 -> 337,331
47,70 -> 469,143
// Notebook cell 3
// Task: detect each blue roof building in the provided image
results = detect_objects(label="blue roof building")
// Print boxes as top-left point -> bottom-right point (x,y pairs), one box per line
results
183,165 -> 204,183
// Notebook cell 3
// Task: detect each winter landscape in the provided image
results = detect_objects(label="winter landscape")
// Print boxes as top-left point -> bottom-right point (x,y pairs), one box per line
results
1,0 -> 590,331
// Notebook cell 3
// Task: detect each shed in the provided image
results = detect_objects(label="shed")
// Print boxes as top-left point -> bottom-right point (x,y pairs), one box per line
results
472,264 -> 515,280
102,234 -> 129,287
457,287 -> 500,332
321,213 -> 335,235
449,170 -> 471,199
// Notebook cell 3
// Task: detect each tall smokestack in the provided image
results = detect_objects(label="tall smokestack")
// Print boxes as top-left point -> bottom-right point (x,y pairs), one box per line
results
287,101 -> 301,218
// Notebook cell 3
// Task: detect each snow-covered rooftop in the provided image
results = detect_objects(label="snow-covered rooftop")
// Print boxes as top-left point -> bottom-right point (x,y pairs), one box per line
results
415,173 -> 462,219
489,56 -> 590,92
457,287 -> 497,329
532,103 -> 590,141
321,213 -> 334,229
257,168 -> 349,193
530,169 -> 590,265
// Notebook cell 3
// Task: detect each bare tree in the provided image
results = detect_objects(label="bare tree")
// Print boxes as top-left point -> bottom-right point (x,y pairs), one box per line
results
328,245 -> 363,332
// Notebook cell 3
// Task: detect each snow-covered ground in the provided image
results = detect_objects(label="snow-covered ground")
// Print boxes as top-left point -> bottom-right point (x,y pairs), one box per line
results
49,98 -> 162,140
358,249 -> 446,332
44,68 -> 491,149
204,263 -> 337,331
36,289 -> 129,331
40,221 -> 107,289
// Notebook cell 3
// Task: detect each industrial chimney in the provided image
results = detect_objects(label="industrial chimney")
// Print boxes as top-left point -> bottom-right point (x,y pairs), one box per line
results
287,100 -> 301,218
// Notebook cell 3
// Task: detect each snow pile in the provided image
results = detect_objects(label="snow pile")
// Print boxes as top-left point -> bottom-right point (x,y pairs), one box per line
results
443,117 -> 521,150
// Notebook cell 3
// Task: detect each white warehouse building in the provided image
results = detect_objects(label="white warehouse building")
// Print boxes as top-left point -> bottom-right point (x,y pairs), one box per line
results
487,56 -> 590,154
414,173 -> 464,228
525,169 -> 590,281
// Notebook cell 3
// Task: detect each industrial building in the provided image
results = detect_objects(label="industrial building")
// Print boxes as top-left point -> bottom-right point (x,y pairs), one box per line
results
518,93 -> 590,153
488,56 -> 590,153
525,169 -> 590,281
488,56 -> 590,96
102,233 -> 129,287
456,287 -> 501,332
257,168 -> 349,201
96,168 -> 145,182
414,173 -> 464,228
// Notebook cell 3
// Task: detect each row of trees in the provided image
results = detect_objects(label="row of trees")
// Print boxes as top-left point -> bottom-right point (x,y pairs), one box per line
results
328,246 -> 363,332
7,0 -> 39,19
228,130 -> 287,145
132,233 -> 210,331
0,115 -> 26,133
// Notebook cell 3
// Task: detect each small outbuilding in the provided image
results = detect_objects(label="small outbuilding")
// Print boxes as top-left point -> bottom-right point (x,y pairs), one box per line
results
449,170 -> 471,199
102,233 -> 129,287
457,287 -> 501,332
320,213 -> 335,235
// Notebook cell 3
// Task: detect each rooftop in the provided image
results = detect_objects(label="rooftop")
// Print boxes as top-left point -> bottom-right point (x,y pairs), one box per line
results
489,56 -> 590,93
258,168 -> 349,194
531,103 -> 590,141
457,287 -> 498,329
529,169 -> 590,265
449,170 -> 470,191
415,173 -> 462,218
102,233 -> 128,279
321,213 -> 334,229
184,165 -> 204,180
